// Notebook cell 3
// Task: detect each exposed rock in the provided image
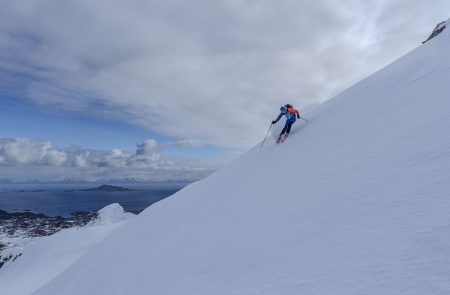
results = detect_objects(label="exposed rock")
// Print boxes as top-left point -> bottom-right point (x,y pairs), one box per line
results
422,21 -> 446,44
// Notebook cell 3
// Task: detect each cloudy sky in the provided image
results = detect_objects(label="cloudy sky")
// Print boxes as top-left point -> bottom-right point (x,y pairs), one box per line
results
0,0 -> 449,182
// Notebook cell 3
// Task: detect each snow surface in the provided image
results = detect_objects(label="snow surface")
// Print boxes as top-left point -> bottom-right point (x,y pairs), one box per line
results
88,203 -> 135,226
12,20 -> 450,294
0,204 -> 134,295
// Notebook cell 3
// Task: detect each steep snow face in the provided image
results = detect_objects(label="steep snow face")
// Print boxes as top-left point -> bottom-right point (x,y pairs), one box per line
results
0,204 -> 134,295
34,21 -> 450,295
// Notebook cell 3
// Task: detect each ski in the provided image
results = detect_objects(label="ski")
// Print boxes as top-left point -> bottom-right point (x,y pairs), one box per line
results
277,134 -> 289,144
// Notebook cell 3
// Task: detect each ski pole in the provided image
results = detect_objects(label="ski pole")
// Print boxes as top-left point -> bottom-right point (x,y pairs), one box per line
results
299,117 -> 309,122
260,122 -> 273,150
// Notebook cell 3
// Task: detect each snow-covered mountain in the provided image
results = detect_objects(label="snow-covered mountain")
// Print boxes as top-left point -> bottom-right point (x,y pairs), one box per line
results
0,204 -> 134,295
8,20 -> 450,294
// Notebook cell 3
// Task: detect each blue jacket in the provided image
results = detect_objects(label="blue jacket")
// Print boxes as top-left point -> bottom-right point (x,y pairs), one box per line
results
274,109 -> 297,123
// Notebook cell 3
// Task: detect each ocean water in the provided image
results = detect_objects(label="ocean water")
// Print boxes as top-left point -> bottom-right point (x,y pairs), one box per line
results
0,183 -> 189,217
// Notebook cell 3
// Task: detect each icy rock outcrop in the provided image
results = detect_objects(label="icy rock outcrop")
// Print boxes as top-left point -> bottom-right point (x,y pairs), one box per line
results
422,21 -> 446,43
0,248 -> 22,269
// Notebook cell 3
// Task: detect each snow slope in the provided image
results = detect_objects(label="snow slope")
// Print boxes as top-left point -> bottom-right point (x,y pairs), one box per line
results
33,21 -> 450,294
0,204 -> 134,295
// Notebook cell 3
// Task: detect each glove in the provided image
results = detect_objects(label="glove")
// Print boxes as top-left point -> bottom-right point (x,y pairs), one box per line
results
297,115 -> 300,119
271,120 -> 276,124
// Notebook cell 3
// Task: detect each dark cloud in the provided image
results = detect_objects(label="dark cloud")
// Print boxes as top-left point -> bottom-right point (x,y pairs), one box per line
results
0,0 -> 449,149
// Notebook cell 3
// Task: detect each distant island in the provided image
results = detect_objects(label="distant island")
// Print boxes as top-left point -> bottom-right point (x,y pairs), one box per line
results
82,185 -> 132,192
81,184 -> 133,192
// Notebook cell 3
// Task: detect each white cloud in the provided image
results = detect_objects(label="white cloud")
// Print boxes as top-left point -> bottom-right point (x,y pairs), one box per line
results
0,138 -> 67,166
44,148 -> 67,166
0,138 -> 219,182
135,139 -> 160,161
0,1 -> 449,149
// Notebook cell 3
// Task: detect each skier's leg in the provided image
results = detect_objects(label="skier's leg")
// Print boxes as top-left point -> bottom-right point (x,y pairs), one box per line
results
280,125 -> 287,136
286,121 -> 294,134
277,125 -> 287,143
286,118 -> 295,134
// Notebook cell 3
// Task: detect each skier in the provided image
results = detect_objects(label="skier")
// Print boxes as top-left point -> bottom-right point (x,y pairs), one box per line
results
272,104 -> 301,143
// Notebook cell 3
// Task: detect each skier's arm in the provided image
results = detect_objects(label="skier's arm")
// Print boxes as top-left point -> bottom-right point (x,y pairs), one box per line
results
272,113 -> 283,124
